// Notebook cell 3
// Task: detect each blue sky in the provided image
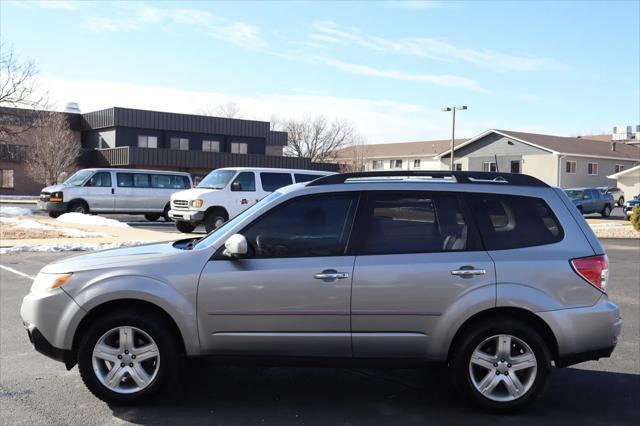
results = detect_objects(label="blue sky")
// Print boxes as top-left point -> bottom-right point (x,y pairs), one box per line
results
2,0 -> 639,143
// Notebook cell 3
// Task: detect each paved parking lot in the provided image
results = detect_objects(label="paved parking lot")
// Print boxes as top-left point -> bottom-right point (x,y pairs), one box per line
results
0,239 -> 638,425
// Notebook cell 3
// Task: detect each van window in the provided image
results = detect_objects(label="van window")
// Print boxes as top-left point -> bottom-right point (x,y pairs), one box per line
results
231,172 -> 255,192
134,174 -> 150,188
260,172 -> 293,191
151,174 -> 190,189
242,193 -> 358,258
294,173 -> 323,183
117,173 -> 133,187
468,194 -> 563,250
361,192 -> 473,254
85,172 -> 112,187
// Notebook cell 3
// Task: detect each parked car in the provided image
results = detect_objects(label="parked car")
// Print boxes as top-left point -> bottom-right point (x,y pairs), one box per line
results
565,187 -> 614,217
38,168 -> 192,220
598,186 -> 625,206
21,171 -> 621,412
622,194 -> 640,220
168,167 -> 335,233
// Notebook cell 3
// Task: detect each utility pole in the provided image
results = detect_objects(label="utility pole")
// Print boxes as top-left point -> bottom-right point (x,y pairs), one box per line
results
441,105 -> 468,171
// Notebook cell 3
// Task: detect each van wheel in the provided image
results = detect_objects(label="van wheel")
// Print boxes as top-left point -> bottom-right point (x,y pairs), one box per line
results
162,204 -> 173,222
144,214 -> 160,222
601,205 -> 612,217
449,318 -> 551,413
203,209 -> 227,233
175,221 -> 195,233
68,200 -> 89,215
77,310 -> 178,405
48,211 -> 61,218
618,197 -> 624,206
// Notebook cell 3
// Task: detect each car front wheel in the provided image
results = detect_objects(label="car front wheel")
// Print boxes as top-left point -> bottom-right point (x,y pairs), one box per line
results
77,311 -> 178,405
601,205 -> 612,217
449,318 -> 551,413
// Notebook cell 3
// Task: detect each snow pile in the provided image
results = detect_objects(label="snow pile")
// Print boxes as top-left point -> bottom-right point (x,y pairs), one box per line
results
56,213 -> 130,228
0,206 -> 33,216
0,195 -> 38,199
0,241 -> 145,254
0,217 -> 108,238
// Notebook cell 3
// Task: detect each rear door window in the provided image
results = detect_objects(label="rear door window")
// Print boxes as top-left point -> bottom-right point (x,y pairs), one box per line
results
468,194 -> 564,250
260,172 -> 293,191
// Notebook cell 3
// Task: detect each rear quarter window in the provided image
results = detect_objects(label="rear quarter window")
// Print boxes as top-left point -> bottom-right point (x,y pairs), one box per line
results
468,194 -> 564,250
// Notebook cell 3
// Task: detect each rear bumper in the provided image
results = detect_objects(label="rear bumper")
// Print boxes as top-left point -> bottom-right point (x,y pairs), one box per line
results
168,209 -> 205,223
556,345 -> 616,367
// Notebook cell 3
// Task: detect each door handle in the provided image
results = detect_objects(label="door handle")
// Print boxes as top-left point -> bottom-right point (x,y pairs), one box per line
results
111,188 -> 114,194
451,267 -> 486,277
314,270 -> 350,281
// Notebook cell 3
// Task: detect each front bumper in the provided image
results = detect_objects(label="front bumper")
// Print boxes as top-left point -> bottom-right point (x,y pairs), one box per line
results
168,209 -> 205,223
37,200 -> 68,213
538,296 -> 622,367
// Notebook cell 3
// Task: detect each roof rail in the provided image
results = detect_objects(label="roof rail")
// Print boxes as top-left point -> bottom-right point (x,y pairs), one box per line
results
307,170 -> 549,187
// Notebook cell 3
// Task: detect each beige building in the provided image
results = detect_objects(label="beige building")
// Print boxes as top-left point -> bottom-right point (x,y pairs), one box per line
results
608,165 -> 640,198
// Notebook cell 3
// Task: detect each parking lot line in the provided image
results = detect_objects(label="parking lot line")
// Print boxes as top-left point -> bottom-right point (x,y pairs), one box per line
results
0,264 -> 34,280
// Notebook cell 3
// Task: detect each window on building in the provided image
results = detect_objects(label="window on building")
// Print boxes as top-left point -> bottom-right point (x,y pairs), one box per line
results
468,194 -> 564,250
454,163 -> 463,171
390,159 -> 402,169
482,162 -> 497,172
170,137 -> 189,150
372,160 -> 384,170
231,142 -> 248,154
566,160 -> 577,174
510,160 -> 521,174
137,135 -> 158,148
614,164 -> 625,173
413,159 -> 421,168
588,162 -> 599,175
202,140 -> 220,152
1,169 -> 14,189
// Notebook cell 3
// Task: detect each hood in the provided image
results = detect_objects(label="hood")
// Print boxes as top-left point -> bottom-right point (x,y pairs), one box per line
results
41,241 -> 182,273
41,184 -> 66,193
171,188 -> 220,200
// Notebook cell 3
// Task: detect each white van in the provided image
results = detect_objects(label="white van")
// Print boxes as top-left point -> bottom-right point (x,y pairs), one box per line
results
38,168 -> 193,220
169,167 -> 335,233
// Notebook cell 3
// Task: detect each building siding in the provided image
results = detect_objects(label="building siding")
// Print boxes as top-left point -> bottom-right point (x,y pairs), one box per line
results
558,155 -> 638,188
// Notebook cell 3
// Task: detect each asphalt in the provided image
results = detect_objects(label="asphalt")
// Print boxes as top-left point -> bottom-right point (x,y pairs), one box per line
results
0,240 -> 638,425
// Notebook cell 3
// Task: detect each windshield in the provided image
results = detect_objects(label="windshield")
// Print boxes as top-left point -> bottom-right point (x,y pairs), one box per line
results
565,190 -> 583,200
197,170 -> 236,189
63,170 -> 94,186
194,191 -> 284,250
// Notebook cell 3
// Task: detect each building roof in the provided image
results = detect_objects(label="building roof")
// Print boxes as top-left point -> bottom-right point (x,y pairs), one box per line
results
335,139 -> 466,160
437,129 -> 640,160
578,134 -> 613,142
607,164 -> 640,179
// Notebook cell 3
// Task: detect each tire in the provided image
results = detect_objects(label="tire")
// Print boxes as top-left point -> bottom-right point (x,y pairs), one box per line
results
77,310 -> 178,405
175,221 -> 195,233
601,205 -> 612,217
162,204 -> 173,222
618,197 -> 624,206
449,317 -> 551,413
68,200 -> 89,215
203,208 -> 228,233
48,211 -> 61,218
144,214 -> 160,222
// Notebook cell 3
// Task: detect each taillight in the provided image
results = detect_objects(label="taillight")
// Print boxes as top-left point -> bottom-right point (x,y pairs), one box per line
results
571,255 -> 609,292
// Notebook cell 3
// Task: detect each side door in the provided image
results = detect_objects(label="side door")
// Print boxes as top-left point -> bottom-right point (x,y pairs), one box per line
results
350,191 -> 496,358
228,171 -> 257,218
114,172 -> 136,212
197,192 -> 360,357
83,171 -> 115,211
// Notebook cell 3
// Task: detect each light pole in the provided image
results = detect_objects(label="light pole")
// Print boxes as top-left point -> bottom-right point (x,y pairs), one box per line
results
441,105 -> 468,171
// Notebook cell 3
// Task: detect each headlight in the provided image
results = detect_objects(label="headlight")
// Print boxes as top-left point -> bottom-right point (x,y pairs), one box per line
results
30,272 -> 73,293
190,199 -> 204,207
50,191 -> 63,202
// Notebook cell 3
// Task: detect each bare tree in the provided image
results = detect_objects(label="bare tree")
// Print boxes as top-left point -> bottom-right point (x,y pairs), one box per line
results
198,101 -> 241,118
278,115 -> 359,163
25,112 -> 81,186
0,43 -> 49,143
339,135 -> 370,172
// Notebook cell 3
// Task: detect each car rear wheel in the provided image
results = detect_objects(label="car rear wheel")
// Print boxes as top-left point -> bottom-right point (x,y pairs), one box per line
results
449,318 -> 551,413
162,204 -> 173,222
618,197 -> 624,206
144,214 -> 160,222
77,311 -> 178,405
175,221 -> 195,233
601,205 -> 612,217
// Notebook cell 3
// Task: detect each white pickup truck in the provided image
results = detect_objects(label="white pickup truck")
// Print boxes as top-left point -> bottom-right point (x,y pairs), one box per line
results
168,167 -> 334,233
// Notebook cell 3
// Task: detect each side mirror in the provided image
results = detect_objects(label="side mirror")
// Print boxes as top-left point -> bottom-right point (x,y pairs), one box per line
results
223,234 -> 248,258
231,181 -> 242,192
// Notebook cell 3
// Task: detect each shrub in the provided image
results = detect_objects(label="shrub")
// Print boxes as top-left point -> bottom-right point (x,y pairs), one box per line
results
631,205 -> 640,232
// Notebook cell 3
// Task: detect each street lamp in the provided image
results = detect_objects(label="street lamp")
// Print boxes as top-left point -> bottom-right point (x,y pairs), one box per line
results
441,105 -> 468,171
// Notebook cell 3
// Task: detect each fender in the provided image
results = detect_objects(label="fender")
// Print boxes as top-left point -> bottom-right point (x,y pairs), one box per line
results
62,274 -> 200,355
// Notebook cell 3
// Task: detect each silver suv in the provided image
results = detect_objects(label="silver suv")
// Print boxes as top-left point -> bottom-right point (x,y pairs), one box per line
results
20,171 -> 621,412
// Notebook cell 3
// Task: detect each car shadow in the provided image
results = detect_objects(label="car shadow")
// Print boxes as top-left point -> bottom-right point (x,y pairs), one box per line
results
109,363 -> 640,425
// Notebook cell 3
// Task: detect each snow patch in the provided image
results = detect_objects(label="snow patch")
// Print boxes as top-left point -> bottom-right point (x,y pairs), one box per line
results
56,213 -> 130,228
0,241 -> 145,254
0,217 -> 109,238
0,206 -> 33,216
